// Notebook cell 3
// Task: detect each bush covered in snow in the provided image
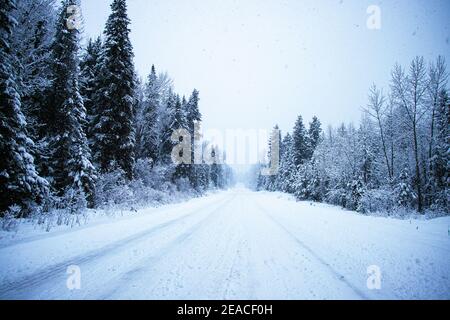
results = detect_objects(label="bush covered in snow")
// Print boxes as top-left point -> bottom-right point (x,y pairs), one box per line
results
325,188 -> 348,208
93,165 -> 199,213
1,206 -> 21,232
358,189 -> 396,214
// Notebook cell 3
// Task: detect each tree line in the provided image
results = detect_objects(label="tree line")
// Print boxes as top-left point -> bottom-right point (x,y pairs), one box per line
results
0,0 -> 232,220
257,56 -> 449,215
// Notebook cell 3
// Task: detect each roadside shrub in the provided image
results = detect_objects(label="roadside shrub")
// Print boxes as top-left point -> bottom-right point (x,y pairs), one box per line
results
1,205 -> 21,231
358,189 -> 396,214
94,169 -> 134,209
325,188 -> 347,208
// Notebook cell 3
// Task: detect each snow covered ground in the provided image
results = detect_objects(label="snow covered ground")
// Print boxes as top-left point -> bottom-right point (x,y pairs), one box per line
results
0,187 -> 449,300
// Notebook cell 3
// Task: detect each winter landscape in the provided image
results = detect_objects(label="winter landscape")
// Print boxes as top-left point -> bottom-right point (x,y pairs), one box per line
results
1,0 -> 449,300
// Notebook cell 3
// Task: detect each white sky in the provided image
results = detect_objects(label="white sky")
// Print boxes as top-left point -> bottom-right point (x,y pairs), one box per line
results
80,0 -> 450,134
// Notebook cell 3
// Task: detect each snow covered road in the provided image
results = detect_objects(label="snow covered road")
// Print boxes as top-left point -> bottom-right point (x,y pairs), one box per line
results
0,188 -> 449,300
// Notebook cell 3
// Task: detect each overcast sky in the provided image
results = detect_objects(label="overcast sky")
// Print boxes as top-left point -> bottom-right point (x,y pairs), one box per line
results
80,0 -> 450,134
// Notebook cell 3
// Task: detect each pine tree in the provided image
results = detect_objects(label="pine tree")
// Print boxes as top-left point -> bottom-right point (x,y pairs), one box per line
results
347,176 -> 365,211
292,115 -> 309,167
134,69 -> 147,161
137,65 -> 159,161
0,0 -> 49,215
395,168 -> 417,208
195,141 -> 211,190
210,147 -> 222,188
185,89 -> 202,186
157,91 -> 177,164
94,0 -> 136,179
294,165 -> 308,200
80,37 -> 102,144
265,125 -> 281,191
172,94 -> 189,180
277,133 -> 297,193
185,89 -> 201,135
46,0 -> 96,206
307,116 -> 322,158
307,159 -> 323,201
172,94 -> 186,132
10,0 -> 56,141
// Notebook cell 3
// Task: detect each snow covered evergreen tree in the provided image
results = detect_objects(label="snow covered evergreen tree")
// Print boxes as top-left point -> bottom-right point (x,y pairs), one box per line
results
0,0 -> 48,215
172,94 -> 189,181
292,116 -> 309,167
132,74 -> 146,159
307,116 -> 322,159
186,90 -> 201,136
347,176 -> 365,212
197,142 -> 212,191
264,125 -> 281,191
80,37 -> 102,144
158,91 -> 177,164
136,65 -> 159,161
10,0 -> 56,141
209,147 -> 222,188
293,165 -> 308,200
172,94 -> 187,133
46,0 -> 96,206
395,168 -> 417,208
94,0 -> 136,179
185,89 -> 202,186
276,133 -> 297,193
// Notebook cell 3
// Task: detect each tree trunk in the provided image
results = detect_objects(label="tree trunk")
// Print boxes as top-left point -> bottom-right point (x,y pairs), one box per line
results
413,123 -> 423,213
377,117 -> 393,180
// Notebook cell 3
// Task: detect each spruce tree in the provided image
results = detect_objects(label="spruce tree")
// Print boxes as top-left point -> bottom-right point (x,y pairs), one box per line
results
47,0 -> 96,206
80,37 -> 102,144
0,0 -> 48,215
265,125 -> 281,191
138,65 -> 159,161
132,74 -> 145,159
156,91 -> 179,164
277,133 -> 296,193
308,116 -> 322,158
292,115 -> 309,167
395,168 -> 416,208
185,89 -> 202,136
172,94 -> 189,180
210,148 -> 221,188
185,89 -> 202,186
94,0 -> 136,179
11,0 -> 56,142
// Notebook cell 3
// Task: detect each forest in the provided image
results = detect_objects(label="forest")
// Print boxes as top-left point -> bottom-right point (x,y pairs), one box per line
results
0,0 -> 233,228
1,0 -> 448,234
255,55 -> 449,216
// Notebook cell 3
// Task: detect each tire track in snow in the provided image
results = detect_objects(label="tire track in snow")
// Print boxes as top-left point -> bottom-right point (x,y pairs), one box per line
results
0,197 -> 223,250
0,194 -> 234,299
97,194 -> 238,299
253,202 -> 370,300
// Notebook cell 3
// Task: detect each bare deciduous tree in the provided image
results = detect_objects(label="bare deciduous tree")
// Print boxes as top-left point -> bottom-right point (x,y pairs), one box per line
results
364,84 -> 393,180
390,57 -> 429,213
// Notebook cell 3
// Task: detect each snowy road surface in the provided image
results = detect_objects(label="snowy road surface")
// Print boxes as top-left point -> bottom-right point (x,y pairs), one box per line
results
0,188 -> 449,300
